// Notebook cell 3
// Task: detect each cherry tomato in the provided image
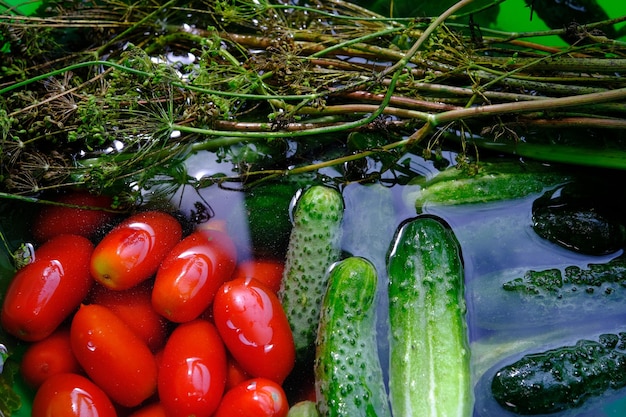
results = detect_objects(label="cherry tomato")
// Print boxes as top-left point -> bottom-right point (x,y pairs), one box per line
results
90,283 -> 168,352
32,191 -> 116,243
231,258 -> 284,294
32,373 -> 117,417
152,228 -> 237,322
225,354 -> 252,391
70,304 -> 158,407
20,328 -> 81,388
213,277 -> 295,384
158,319 -> 227,417
212,378 -> 289,417
1,234 -> 94,341
90,211 -> 182,290
127,403 -> 167,417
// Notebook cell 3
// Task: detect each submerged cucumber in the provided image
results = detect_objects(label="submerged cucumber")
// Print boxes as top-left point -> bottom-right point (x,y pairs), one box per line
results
469,255 -> 626,330
492,333 -> 626,415
314,257 -> 390,417
278,185 -> 344,363
503,255 -> 626,295
387,216 -> 472,417
244,178 -> 306,257
406,160 -> 571,210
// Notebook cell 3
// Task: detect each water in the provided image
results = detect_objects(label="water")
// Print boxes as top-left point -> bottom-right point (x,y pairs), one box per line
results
172,147 -> 626,417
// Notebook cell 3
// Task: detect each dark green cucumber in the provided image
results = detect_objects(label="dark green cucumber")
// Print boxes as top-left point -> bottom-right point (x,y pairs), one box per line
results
314,257 -> 390,417
503,255 -> 626,295
492,333 -> 626,414
387,216 -> 472,417
469,255 -> 626,330
244,178 -> 307,257
278,184 -> 344,363
531,182 -> 626,256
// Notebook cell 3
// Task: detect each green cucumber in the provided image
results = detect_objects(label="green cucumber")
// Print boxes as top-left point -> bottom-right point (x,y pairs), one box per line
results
287,401 -> 320,417
531,181 -> 626,256
406,160 -> 571,211
244,177 -> 308,257
492,333 -> 626,414
387,216 -> 472,417
469,255 -> 626,330
504,255 -> 626,295
314,257 -> 390,417
278,184 -> 344,363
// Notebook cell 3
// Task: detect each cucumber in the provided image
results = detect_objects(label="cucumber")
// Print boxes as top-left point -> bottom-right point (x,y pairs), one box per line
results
491,333 -> 626,414
278,184 -> 344,363
531,182 -> 626,256
405,160 -> 571,211
287,401 -> 320,417
387,216 -> 472,417
314,257 -> 390,417
503,255 -> 626,294
469,255 -> 626,330
244,177 -> 308,257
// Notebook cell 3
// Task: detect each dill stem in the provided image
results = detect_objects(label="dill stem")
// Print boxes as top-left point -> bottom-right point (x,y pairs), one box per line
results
433,87 -> 626,126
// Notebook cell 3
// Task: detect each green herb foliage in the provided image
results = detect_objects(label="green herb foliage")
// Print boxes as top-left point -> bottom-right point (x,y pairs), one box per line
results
1,0 -> 625,207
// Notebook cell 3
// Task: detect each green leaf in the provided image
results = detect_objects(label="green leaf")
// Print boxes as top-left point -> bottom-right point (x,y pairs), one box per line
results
0,359 -> 23,417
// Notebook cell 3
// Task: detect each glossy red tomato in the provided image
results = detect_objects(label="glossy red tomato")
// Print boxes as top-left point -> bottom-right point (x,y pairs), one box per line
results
151,228 -> 237,322
32,373 -> 117,417
127,402 -> 167,417
158,319 -> 227,417
225,354 -> 252,391
231,258 -> 284,294
1,234 -> 94,341
90,283 -> 168,352
32,191 -> 117,243
20,328 -> 81,388
212,378 -> 289,417
90,211 -> 182,290
212,277 -> 295,384
70,304 -> 158,407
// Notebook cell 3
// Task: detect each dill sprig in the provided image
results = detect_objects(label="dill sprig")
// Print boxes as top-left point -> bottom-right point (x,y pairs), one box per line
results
1,0 -> 626,205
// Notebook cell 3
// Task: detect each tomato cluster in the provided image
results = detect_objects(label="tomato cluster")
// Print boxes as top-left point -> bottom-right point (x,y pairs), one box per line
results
1,195 -> 294,417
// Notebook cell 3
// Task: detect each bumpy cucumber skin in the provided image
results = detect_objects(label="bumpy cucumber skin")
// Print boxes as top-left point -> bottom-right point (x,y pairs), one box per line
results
504,255 -> 626,297
471,256 -> 626,330
387,216 -> 472,417
408,161 -> 570,210
492,333 -> 626,415
278,185 -> 344,363
314,257 -> 390,417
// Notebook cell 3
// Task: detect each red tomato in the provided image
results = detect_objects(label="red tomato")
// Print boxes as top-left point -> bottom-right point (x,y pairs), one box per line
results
70,304 -> 158,407
212,378 -> 289,417
158,319 -> 227,417
152,228 -> 237,322
20,328 -> 81,388
90,283 -> 168,352
1,234 -> 94,341
32,373 -> 117,417
225,354 -> 252,391
127,403 -> 167,417
32,191 -> 116,243
231,258 -> 284,294
212,277 -> 295,384
90,211 -> 182,290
